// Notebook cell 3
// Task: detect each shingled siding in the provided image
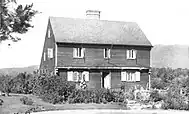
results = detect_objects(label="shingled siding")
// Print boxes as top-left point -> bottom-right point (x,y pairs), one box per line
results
111,70 -> 149,90
57,44 -> 151,68
58,69 -> 149,90
59,69 -> 102,89
39,22 -> 56,74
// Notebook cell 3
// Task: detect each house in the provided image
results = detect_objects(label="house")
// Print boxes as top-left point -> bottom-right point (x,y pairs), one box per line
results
39,10 -> 153,90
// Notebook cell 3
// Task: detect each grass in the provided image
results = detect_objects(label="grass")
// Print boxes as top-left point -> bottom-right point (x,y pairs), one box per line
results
0,93 -> 127,114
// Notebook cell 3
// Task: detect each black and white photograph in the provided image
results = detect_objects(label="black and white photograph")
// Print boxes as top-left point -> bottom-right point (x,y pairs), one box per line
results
0,0 -> 189,114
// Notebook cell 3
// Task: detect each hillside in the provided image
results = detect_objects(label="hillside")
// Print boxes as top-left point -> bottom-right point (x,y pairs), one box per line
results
151,45 -> 189,69
0,65 -> 39,76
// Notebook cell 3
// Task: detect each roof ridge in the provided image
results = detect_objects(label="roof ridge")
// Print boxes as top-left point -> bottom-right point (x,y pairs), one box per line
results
49,16 -> 137,24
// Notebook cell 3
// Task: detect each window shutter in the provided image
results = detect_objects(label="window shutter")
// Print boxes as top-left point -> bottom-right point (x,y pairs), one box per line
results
67,71 -> 73,81
73,48 -> 77,57
121,71 -> 126,81
135,71 -> 140,81
127,72 -> 131,82
81,48 -> 85,58
126,50 -> 129,59
133,50 -> 137,59
108,49 -> 111,58
82,71 -> 89,81
73,71 -> 79,81
132,72 -> 136,81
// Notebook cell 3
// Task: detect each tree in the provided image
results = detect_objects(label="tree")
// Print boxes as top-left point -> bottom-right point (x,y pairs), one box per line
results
0,0 -> 38,42
0,75 -> 12,96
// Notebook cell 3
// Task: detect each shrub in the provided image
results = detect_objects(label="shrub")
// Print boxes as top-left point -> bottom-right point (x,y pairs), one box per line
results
112,91 -> 125,102
20,96 -> 34,105
124,91 -> 134,100
32,75 -> 76,104
67,89 -> 125,104
161,95 -> 188,110
0,75 -> 12,95
150,90 -> 165,102
10,73 -> 34,94
161,83 -> 189,110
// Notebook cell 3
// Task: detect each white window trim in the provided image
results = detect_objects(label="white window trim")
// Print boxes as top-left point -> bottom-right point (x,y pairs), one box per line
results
127,49 -> 137,59
73,48 -> 85,58
104,48 -> 111,59
121,71 -> 140,82
67,71 -> 90,82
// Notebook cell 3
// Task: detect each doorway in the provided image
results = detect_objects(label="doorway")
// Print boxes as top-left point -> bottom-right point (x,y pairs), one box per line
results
101,72 -> 111,89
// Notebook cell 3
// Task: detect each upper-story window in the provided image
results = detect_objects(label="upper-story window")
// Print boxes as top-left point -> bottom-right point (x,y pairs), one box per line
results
73,48 -> 85,58
47,48 -> 53,58
48,29 -> 51,38
127,49 -> 137,59
104,48 -> 111,59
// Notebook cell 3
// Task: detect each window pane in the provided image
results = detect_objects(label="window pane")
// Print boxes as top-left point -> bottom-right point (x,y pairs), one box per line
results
104,48 -> 107,58
131,50 -> 133,58
79,48 -> 82,57
104,48 -> 110,58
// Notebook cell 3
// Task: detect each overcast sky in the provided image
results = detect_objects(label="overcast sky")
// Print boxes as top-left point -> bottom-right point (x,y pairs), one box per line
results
0,0 -> 189,68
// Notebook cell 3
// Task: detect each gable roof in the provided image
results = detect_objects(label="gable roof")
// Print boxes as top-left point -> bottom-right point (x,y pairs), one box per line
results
49,17 -> 152,46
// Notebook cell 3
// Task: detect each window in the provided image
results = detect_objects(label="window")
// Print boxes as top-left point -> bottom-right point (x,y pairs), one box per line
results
44,52 -> 46,61
121,71 -> 140,82
104,48 -> 110,58
48,29 -> 51,38
127,49 -> 136,59
67,71 -> 89,82
47,48 -> 53,58
73,48 -> 85,58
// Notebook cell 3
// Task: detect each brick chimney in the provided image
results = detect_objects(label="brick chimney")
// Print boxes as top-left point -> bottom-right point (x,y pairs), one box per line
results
86,10 -> 101,20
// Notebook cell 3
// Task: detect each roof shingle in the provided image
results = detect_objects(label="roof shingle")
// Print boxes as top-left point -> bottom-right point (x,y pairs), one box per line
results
49,17 -> 152,46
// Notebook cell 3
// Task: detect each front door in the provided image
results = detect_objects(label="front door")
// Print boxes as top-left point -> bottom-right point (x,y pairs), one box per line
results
101,72 -> 111,89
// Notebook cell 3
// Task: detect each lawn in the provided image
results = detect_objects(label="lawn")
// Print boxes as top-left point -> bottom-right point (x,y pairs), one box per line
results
0,93 -> 127,114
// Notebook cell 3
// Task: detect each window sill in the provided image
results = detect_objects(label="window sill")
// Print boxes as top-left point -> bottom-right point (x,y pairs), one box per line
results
121,81 -> 138,82
104,57 -> 110,60
127,58 -> 136,60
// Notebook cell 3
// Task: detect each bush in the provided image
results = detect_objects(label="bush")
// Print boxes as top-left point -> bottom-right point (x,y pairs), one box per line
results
124,91 -> 134,100
161,84 -> 189,110
20,96 -> 34,105
67,89 -> 125,104
33,75 -> 76,104
150,90 -> 165,102
0,75 -> 12,95
161,95 -> 188,110
10,73 -> 34,94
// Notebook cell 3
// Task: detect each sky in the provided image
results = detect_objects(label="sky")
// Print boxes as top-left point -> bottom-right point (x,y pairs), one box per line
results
0,0 -> 189,68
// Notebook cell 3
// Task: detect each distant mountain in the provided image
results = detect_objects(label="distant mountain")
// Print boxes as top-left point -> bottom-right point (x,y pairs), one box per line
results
151,44 -> 189,69
0,65 -> 39,76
